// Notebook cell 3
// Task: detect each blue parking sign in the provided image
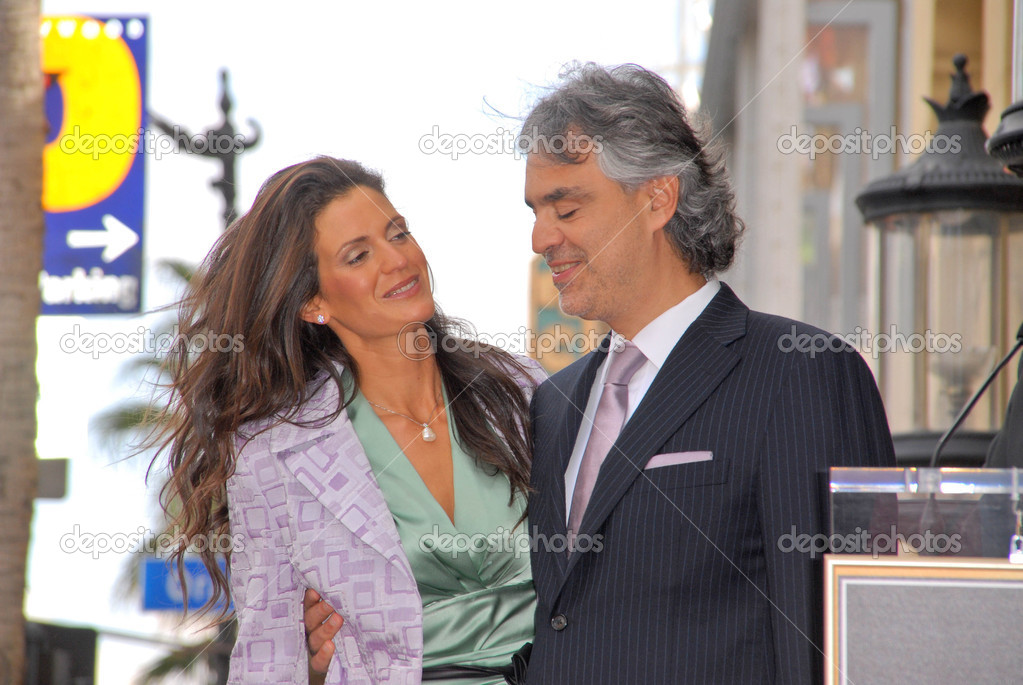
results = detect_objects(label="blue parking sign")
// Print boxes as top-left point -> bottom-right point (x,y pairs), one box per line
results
40,16 -> 147,314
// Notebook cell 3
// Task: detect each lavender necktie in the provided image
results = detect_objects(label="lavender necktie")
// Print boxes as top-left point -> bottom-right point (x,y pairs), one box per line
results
568,340 -> 647,540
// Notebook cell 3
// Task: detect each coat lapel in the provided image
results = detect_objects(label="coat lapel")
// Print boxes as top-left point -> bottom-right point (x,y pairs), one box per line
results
535,341 -> 609,578
267,374 -> 411,579
561,284 -> 748,580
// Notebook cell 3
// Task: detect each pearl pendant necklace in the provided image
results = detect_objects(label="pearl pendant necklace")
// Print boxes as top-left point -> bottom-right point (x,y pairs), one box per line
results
366,398 -> 440,442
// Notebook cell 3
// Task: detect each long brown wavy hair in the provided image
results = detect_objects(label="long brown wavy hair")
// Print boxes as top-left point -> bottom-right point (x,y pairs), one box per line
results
150,157 -> 536,618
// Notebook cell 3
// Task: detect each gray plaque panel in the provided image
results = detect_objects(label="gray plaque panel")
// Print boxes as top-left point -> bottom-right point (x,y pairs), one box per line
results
840,578 -> 1022,684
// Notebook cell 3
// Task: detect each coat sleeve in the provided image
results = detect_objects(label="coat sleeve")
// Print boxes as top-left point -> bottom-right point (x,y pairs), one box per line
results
516,354 -> 551,391
757,343 -> 895,683
986,358 -> 1023,468
227,445 -> 310,684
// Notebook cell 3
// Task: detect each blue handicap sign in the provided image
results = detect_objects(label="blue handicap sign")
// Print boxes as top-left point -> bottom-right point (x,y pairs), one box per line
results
142,556 -> 231,612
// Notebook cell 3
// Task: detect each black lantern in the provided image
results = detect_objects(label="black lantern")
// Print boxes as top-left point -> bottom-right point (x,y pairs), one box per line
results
856,55 -> 1023,466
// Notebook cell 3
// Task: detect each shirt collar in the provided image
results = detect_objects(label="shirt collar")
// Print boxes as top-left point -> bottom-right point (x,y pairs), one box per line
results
606,278 -> 721,373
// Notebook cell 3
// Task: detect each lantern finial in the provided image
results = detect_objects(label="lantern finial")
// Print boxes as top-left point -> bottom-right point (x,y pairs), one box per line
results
923,54 -> 990,125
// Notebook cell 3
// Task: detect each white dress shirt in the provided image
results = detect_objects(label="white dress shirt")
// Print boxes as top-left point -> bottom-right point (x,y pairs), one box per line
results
563,279 -> 720,521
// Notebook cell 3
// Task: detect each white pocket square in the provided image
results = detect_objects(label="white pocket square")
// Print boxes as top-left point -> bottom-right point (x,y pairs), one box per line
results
644,451 -> 714,469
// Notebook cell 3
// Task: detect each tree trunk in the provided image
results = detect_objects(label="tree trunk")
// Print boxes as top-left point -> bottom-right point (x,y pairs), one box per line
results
0,0 -> 43,682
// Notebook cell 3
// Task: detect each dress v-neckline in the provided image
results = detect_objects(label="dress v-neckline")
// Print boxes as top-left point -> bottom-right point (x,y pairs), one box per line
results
354,388 -> 463,533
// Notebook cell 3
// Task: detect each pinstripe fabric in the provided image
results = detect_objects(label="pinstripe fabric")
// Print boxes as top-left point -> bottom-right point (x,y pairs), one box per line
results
526,284 -> 896,685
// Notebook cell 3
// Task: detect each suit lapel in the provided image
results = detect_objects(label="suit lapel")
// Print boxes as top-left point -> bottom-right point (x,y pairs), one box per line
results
535,339 -> 610,578
269,375 -> 411,579
561,285 -> 748,580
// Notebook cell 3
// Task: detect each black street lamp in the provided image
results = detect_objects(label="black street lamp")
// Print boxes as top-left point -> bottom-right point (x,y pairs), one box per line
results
987,100 -> 1023,175
988,0 -> 1023,176
856,55 -> 1023,466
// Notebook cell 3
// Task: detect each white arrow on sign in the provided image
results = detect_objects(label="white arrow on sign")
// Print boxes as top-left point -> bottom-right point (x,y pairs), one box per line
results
66,214 -> 139,263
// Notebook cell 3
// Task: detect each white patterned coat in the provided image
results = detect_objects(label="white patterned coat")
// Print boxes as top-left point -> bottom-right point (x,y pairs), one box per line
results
227,358 -> 544,684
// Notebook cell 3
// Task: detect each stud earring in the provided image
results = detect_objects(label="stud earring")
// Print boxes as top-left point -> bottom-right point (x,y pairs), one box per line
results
317,314 -> 325,324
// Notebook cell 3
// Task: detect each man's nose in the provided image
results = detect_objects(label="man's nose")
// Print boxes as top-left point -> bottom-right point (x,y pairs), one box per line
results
531,214 -> 563,255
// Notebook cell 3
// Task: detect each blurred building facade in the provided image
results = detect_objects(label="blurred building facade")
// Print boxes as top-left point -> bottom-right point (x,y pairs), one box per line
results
701,0 -> 1019,440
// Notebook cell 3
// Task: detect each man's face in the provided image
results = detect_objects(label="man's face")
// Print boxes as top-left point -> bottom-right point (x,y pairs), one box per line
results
525,152 -> 651,328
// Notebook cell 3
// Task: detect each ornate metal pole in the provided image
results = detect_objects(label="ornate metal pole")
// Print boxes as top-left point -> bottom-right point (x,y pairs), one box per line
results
150,69 -> 260,229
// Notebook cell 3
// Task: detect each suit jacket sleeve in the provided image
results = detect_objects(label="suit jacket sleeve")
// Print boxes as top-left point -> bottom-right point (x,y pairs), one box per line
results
227,440 -> 309,684
986,358 -> 1023,468
757,344 -> 895,682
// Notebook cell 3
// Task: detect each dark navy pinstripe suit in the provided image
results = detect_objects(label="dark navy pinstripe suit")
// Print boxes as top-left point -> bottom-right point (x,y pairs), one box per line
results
527,283 -> 896,684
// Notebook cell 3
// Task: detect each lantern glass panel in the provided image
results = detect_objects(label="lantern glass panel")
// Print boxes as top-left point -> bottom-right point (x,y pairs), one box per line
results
870,209 -> 1022,435
874,213 -> 925,433
925,209 -> 998,430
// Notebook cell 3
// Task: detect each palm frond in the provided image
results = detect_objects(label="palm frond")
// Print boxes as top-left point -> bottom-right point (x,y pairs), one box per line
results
135,620 -> 235,684
135,642 -> 211,684
158,259 -> 196,285
92,401 -> 162,439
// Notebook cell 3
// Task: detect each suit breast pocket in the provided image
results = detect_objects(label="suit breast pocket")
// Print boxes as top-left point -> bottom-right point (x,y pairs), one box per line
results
633,455 -> 730,491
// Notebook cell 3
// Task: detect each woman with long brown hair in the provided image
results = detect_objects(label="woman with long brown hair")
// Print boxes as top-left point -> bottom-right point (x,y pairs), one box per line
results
154,156 -> 542,683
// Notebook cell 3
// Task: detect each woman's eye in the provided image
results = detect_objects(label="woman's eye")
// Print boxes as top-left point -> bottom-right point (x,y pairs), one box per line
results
389,229 -> 412,241
346,251 -> 368,265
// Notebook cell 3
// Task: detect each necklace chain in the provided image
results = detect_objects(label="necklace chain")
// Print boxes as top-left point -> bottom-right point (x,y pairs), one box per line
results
365,396 -> 442,442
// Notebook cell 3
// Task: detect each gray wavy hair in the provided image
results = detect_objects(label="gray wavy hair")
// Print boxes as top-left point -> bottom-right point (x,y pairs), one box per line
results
520,63 -> 744,277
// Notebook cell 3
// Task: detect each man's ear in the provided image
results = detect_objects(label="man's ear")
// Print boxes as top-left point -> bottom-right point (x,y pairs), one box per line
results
300,296 -> 327,325
647,175 -> 679,221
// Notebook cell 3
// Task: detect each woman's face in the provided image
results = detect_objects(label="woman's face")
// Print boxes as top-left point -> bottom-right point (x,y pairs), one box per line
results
305,186 -> 434,348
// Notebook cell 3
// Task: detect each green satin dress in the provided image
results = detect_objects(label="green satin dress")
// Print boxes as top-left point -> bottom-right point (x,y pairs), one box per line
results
347,390 -> 535,685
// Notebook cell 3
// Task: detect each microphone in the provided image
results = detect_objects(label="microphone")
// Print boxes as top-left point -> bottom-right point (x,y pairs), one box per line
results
929,321 -> 1023,467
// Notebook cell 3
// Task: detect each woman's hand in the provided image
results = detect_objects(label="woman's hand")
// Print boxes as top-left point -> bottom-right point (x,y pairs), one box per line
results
304,588 -> 343,684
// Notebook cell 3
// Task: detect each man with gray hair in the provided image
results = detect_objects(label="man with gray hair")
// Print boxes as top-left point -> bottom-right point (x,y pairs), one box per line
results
522,63 -> 895,684
301,63 -> 895,684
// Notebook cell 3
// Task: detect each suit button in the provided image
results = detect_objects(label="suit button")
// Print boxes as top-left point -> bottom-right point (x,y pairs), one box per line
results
550,614 -> 568,631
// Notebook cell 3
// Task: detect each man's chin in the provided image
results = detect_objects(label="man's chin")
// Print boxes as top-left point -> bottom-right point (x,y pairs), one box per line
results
557,293 -> 592,321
